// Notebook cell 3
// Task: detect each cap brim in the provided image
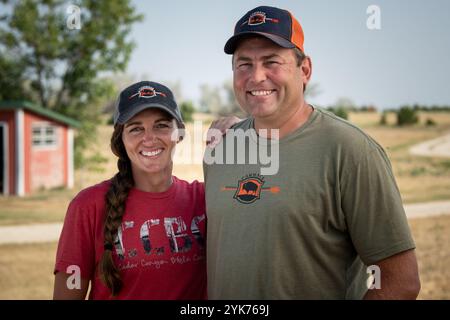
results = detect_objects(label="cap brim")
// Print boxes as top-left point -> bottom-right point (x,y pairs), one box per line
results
224,31 -> 296,54
115,103 -> 185,128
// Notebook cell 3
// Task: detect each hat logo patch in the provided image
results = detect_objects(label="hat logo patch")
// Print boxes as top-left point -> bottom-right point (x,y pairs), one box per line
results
242,11 -> 279,26
129,86 -> 166,100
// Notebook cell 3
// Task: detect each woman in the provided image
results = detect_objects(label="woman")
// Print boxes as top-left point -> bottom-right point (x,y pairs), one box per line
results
53,81 -> 232,299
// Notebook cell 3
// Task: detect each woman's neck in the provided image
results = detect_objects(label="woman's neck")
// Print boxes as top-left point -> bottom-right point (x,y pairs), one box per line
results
132,168 -> 174,193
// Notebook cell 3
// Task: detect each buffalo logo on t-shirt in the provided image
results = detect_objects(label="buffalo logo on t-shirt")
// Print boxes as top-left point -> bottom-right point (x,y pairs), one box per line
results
234,177 -> 264,204
221,174 -> 280,204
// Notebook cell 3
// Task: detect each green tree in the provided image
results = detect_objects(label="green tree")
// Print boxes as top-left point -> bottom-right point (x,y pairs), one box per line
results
199,83 -> 222,115
327,107 -> 348,120
0,0 -> 142,168
0,55 -> 31,101
425,118 -> 436,126
397,106 -> 419,126
222,79 -> 246,118
179,101 -> 195,123
334,97 -> 356,112
327,97 -> 352,120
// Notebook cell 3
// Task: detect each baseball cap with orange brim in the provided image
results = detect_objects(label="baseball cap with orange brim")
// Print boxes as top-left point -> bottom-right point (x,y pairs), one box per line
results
224,6 -> 305,54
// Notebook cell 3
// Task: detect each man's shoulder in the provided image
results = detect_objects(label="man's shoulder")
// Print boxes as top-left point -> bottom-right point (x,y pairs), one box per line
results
315,107 -> 362,134
314,108 -> 383,151
229,117 -> 253,130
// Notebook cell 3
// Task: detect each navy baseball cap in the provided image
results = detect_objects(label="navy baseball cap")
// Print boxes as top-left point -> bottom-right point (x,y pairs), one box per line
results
224,6 -> 305,54
113,81 -> 184,128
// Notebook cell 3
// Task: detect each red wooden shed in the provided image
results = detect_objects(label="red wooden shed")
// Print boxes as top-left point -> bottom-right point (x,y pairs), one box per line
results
0,101 -> 80,196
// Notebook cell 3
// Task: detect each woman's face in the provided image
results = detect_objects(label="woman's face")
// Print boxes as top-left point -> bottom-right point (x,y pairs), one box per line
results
121,108 -> 179,176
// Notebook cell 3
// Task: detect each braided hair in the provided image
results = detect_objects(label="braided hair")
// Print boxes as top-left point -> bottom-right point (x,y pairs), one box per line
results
98,124 -> 134,296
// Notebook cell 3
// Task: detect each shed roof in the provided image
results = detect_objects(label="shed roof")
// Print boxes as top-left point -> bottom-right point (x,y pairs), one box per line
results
0,100 -> 81,128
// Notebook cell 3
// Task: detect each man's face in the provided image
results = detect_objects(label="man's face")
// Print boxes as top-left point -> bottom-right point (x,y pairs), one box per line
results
232,37 -> 307,123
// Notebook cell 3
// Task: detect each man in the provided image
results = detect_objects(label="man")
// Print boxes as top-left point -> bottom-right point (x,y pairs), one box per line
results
203,6 -> 420,299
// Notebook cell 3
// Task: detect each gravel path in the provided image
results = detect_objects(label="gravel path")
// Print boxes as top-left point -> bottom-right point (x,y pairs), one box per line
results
0,223 -> 63,245
409,133 -> 450,158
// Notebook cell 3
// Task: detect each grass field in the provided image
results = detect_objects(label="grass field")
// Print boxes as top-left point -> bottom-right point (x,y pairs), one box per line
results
0,214 -> 448,299
409,215 -> 450,299
0,242 -> 57,299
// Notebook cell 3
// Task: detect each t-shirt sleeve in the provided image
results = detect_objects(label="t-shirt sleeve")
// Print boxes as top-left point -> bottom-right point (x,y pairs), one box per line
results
341,141 -> 415,265
195,181 -> 205,209
192,181 -> 207,242
193,180 -> 206,217
54,196 -> 96,279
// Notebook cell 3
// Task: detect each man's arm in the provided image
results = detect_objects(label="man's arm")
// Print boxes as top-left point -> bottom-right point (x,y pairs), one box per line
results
363,249 -> 420,300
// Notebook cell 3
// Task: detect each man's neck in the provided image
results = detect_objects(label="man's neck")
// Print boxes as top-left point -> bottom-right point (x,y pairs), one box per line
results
254,101 -> 313,139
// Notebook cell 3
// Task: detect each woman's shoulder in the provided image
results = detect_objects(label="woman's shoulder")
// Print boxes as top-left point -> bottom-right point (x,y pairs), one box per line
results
63,180 -> 111,222
172,177 -> 205,211
71,180 -> 112,206
173,176 -> 204,196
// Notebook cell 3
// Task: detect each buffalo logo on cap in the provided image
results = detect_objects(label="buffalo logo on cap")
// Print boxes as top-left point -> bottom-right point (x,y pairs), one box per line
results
129,86 -> 167,100
242,11 -> 279,26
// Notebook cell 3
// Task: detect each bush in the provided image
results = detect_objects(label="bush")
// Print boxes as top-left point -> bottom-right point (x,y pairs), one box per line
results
425,118 -> 436,126
327,107 -> 348,120
397,106 -> 418,126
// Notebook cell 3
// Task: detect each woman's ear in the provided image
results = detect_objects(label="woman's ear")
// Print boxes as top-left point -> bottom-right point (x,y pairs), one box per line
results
172,125 -> 185,144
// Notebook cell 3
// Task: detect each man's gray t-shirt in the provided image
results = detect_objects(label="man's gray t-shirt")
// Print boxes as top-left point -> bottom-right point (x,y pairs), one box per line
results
203,107 -> 415,299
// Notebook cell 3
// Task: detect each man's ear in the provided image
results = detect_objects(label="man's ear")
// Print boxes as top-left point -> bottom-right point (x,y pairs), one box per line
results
301,56 -> 313,84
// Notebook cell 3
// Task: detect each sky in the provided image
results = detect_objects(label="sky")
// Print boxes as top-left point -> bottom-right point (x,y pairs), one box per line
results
125,0 -> 450,110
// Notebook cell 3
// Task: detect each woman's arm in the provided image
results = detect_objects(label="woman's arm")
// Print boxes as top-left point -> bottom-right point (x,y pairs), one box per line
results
53,272 -> 90,300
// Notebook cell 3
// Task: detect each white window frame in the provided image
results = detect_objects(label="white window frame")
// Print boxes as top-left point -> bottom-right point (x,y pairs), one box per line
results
32,122 -> 59,149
